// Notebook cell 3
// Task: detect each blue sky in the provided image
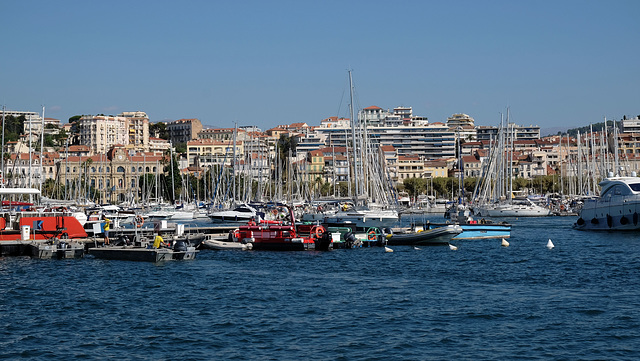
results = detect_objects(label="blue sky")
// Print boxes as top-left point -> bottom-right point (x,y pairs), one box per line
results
2,0 -> 638,133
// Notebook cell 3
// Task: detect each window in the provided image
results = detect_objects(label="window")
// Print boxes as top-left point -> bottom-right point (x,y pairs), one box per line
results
117,166 -> 125,173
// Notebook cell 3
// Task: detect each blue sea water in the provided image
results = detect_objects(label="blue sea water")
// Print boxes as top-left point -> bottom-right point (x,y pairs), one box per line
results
1,216 -> 640,360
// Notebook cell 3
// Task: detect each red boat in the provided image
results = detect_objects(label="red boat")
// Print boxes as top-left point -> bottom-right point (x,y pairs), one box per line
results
234,206 -> 332,251
0,188 -> 88,256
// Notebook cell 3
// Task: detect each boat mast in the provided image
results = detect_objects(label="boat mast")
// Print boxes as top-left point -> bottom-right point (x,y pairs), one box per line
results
1,105 -> 5,187
348,70 -> 360,206
39,105 -> 45,192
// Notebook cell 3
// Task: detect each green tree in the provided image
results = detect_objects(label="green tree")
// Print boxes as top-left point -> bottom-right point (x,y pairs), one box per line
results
150,122 -> 169,139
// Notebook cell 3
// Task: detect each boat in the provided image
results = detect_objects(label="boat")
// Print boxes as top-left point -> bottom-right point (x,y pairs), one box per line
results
471,110 -> 551,218
28,239 -> 85,259
384,224 -> 463,246
88,237 -> 198,262
207,203 -> 262,223
473,197 -> 551,217
200,233 -> 252,250
0,188 -> 89,256
441,203 -> 511,239
574,176 -> 640,230
235,206 -> 332,251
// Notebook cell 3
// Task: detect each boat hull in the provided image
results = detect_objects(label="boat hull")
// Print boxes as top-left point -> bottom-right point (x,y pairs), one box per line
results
88,246 -> 198,262
575,199 -> 640,231
386,225 -> 462,246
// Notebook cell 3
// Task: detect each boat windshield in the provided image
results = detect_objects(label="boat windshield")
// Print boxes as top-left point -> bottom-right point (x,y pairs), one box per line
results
629,183 -> 640,192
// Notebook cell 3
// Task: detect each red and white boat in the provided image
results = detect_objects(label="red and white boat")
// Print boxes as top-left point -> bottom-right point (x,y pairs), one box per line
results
0,188 -> 88,256
234,206 -> 332,251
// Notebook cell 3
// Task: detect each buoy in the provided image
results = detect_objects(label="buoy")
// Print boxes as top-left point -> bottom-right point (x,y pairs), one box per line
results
449,244 -> 458,251
384,246 -> 393,253
547,239 -> 554,249
501,238 -> 509,247
413,246 -> 421,250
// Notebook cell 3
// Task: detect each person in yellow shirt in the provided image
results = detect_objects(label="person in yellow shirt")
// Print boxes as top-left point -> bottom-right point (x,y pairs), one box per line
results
103,217 -> 112,245
153,234 -> 164,248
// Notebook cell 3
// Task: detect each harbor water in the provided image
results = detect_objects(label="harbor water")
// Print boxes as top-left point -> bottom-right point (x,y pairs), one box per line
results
1,216 -> 639,360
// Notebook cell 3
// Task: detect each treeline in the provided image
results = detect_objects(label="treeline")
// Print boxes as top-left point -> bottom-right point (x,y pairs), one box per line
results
563,115 -> 640,137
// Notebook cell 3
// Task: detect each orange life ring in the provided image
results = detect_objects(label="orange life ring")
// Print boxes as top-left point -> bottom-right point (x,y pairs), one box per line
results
560,204 -> 565,211
135,215 -> 144,228
271,209 -> 278,215
368,230 -> 377,241
314,226 -> 324,239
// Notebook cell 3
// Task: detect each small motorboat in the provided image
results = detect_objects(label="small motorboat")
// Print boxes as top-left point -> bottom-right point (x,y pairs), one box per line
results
200,234 -> 252,251
385,224 -> 463,246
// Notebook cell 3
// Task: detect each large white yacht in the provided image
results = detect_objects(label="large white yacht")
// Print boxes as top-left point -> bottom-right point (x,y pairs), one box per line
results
574,176 -> 640,230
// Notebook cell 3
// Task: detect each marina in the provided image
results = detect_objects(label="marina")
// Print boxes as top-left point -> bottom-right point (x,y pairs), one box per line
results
2,215 -> 639,360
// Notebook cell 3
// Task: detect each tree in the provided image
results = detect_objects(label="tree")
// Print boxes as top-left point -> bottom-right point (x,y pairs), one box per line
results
150,122 -> 168,139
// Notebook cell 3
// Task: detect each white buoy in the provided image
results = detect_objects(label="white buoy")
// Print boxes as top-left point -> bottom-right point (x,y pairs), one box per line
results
449,244 -> 458,251
501,238 -> 510,247
413,246 -> 421,250
385,246 -> 394,253
547,239 -> 555,249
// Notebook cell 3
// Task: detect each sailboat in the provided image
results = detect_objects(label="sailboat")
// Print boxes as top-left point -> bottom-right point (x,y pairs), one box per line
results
472,110 -> 550,217
318,71 -> 399,230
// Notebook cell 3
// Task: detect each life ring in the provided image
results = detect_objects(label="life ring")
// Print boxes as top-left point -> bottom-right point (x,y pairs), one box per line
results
313,226 -> 324,239
560,204 -> 565,211
368,230 -> 377,241
134,215 -> 144,228
271,209 -> 278,216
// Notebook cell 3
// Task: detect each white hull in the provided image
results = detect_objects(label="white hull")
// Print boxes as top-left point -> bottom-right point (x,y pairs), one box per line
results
201,238 -> 252,250
474,203 -> 551,217
574,177 -> 640,231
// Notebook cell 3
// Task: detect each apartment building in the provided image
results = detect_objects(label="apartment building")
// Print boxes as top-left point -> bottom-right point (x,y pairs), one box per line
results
167,118 -> 203,145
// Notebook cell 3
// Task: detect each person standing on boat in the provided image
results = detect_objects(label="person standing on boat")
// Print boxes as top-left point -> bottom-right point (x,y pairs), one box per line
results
153,234 -> 164,248
103,216 -> 112,245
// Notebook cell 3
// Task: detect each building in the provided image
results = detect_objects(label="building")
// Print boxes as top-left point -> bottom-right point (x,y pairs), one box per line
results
76,113 -> 150,154
56,147 -> 166,203
119,111 -> 150,152
167,118 -> 203,145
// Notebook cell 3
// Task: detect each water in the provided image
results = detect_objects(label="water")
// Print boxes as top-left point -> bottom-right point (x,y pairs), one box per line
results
2,216 -> 640,360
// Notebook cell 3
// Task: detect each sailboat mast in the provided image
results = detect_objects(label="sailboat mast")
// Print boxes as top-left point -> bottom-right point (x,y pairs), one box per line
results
39,105 -> 45,192
348,70 -> 360,205
1,105 -> 5,186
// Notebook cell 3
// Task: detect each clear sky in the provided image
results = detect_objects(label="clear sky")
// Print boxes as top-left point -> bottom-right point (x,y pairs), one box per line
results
2,0 -> 638,133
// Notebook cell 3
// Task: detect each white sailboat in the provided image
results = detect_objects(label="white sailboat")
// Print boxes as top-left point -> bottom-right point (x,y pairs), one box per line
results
319,70 -> 399,229
472,110 -> 550,217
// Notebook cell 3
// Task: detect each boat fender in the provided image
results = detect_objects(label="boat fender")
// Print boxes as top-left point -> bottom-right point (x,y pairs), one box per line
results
591,218 -> 599,224
634,212 -> 639,226
576,218 -> 585,226
606,214 -> 613,228
620,216 -> 629,225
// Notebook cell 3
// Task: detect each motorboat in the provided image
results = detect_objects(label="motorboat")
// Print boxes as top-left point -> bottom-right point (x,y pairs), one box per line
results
200,234 -> 252,250
384,224 -> 463,246
208,203 -> 262,223
574,176 -> 640,230
473,198 -> 551,217
234,206 -> 332,251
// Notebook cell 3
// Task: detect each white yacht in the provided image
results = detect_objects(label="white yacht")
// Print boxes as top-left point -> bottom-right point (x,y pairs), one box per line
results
574,176 -> 640,230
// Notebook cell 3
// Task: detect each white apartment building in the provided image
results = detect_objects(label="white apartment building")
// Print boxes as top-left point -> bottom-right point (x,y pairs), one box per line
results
76,112 -> 150,154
